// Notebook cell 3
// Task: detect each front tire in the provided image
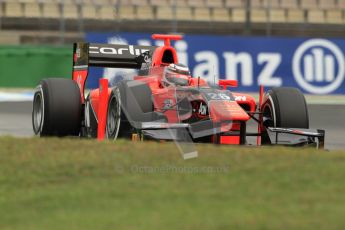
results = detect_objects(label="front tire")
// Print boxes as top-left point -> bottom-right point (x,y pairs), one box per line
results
106,86 -> 133,140
32,78 -> 82,136
261,87 -> 309,144
106,87 -> 122,140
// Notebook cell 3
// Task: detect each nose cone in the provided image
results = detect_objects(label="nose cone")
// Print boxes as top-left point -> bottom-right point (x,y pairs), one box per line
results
208,101 -> 250,122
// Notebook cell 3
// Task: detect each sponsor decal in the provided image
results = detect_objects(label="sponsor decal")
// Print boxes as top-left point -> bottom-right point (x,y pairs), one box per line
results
198,102 -> 207,115
163,99 -> 173,109
76,48 -> 81,58
234,95 -> 247,101
292,39 -> 345,94
89,45 -> 150,56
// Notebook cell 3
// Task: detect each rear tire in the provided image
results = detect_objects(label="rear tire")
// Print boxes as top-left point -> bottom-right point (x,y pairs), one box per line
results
261,87 -> 309,144
32,78 -> 82,136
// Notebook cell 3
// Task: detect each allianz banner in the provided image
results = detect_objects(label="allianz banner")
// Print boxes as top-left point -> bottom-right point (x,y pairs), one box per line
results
86,32 -> 345,95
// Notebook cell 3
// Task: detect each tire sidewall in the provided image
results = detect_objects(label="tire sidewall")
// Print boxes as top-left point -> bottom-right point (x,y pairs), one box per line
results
262,91 -> 277,127
106,87 -> 122,140
32,85 -> 45,135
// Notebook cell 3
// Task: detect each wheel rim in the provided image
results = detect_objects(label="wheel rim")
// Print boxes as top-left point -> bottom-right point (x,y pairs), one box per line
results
262,103 -> 274,128
261,101 -> 275,145
33,91 -> 44,134
262,96 -> 276,128
106,95 -> 121,140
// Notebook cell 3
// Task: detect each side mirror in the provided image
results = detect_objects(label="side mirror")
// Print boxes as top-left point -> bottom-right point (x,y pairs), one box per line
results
218,79 -> 238,89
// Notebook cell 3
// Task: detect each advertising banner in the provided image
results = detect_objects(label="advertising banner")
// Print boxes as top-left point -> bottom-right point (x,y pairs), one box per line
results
86,32 -> 345,94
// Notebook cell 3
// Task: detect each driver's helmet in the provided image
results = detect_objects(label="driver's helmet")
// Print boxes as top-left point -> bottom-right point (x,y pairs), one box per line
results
162,63 -> 191,87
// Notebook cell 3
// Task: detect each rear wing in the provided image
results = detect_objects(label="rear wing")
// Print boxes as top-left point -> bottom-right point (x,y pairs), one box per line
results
72,42 -> 156,101
73,42 -> 156,69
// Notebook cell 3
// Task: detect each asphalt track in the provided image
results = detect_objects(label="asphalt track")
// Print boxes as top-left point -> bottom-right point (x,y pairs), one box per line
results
0,101 -> 344,150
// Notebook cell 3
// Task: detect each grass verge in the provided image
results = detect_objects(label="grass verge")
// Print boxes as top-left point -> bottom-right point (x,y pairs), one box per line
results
1,136 -> 345,229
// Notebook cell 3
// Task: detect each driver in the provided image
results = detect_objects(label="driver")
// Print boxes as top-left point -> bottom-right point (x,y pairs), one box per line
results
162,63 -> 191,87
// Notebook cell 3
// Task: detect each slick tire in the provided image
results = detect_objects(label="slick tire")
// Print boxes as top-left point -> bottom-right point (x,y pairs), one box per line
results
106,80 -> 164,140
261,87 -> 309,144
106,87 -> 125,140
32,78 -> 82,136
106,84 -> 134,140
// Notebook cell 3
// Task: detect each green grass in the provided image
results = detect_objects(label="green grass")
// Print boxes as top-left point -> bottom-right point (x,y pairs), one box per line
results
1,136 -> 345,230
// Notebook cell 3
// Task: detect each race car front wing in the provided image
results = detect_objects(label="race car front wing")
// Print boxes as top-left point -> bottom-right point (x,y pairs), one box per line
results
135,121 -> 326,149
266,127 -> 325,149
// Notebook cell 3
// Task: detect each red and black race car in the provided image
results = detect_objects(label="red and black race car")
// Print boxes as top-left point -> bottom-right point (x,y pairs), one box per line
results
32,34 -> 325,148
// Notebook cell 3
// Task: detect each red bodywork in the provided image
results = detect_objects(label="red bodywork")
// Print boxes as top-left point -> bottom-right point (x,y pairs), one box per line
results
73,34 -> 261,144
